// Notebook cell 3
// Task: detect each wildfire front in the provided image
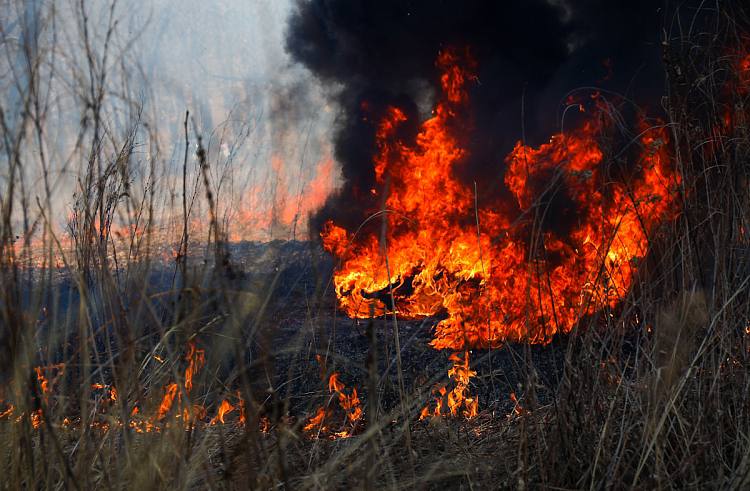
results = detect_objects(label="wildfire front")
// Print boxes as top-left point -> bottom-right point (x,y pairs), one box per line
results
322,48 -> 681,351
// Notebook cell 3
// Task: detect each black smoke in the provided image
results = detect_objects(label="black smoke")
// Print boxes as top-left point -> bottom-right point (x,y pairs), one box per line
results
285,0 -> 671,234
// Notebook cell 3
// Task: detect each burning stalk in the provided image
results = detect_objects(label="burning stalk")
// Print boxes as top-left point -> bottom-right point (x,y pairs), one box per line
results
304,363 -> 364,439
420,351 -> 478,420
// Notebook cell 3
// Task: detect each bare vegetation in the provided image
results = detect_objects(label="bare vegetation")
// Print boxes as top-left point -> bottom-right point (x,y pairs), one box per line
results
1,1 -> 750,489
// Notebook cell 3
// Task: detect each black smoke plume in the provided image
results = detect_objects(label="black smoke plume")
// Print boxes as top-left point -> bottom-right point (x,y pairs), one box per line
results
285,0 -> 673,235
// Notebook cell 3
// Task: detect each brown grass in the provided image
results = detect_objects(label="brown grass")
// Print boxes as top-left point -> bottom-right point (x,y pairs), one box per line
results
1,1 -> 750,489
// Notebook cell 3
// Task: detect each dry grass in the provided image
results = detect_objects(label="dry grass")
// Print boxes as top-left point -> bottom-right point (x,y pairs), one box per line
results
2,1 -> 750,490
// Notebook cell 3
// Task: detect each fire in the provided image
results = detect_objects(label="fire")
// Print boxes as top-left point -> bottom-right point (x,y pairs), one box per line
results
210,399 -> 235,425
0,404 -> 14,419
35,367 -> 49,394
446,352 -> 478,418
227,150 -> 338,242
155,340 -> 206,422
508,391 -> 526,418
329,373 -> 363,427
420,351 -> 478,420
237,391 -> 247,426
91,383 -> 118,402
184,340 -> 205,392
719,50 -> 750,144
0,341 -> 267,433
156,383 -> 179,420
34,363 -> 65,395
303,406 -> 329,433
30,410 -> 43,429
322,48 -> 681,351
305,370 -> 363,439
739,53 -> 750,89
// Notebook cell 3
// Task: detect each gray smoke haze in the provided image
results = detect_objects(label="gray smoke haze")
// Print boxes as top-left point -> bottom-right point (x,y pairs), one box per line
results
1,0 -> 337,242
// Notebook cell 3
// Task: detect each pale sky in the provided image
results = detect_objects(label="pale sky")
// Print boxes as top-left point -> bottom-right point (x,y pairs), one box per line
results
125,0 -> 338,240
2,0 -> 338,241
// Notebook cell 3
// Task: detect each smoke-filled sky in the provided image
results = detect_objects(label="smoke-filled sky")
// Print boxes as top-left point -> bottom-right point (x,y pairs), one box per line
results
3,0 -> 338,242
127,0 -> 297,137
124,0 -> 339,240
4,0 -> 703,243
120,0 -> 342,240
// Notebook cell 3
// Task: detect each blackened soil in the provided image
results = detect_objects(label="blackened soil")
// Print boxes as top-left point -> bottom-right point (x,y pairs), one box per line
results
243,241 -> 569,421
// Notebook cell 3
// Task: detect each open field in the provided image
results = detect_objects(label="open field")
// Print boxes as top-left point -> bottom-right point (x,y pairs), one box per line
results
2,1 -> 750,489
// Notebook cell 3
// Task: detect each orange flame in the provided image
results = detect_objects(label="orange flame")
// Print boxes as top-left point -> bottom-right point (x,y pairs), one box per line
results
0,404 -> 14,419
237,391 -> 247,426
420,351 -> 477,420
210,399 -> 235,425
156,383 -> 178,420
91,383 -> 118,403
30,410 -> 43,429
184,340 -> 205,392
259,416 -> 270,433
509,391 -> 526,418
322,48 -> 680,351
303,406 -> 329,433
0,345 -> 274,434
305,370 -> 363,439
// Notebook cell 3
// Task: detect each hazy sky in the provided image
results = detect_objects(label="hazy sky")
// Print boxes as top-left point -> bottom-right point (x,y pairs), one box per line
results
121,0 -> 338,241
4,0 -> 338,241
127,0 -> 300,134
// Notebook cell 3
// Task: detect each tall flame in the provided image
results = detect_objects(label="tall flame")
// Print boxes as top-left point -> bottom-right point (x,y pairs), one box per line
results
322,48 -> 681,351
184,340 -> 205,392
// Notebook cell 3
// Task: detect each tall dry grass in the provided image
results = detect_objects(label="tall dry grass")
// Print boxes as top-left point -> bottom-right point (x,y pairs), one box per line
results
1,1 -> 750,489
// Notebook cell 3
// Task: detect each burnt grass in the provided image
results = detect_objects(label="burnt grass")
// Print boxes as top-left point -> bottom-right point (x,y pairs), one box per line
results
13,238 -> 688,490
223,240 -> 570,418
4,3 -> 750,488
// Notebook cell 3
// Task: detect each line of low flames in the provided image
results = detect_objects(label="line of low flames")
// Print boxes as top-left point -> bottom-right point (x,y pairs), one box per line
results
0,342 -> 266,433
0,347 -> 478,439
303,351 -> 479,439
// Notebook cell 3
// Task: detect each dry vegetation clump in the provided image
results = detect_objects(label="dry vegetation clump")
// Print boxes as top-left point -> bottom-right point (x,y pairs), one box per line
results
2,1 -> 750,489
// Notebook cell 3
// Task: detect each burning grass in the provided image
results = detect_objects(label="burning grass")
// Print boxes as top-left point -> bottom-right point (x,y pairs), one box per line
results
322,49 -> 680,349
2,2 -> 750,489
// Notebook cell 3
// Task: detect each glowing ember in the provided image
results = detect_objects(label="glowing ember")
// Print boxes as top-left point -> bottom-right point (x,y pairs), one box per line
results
322,48 -> 681,350
740,53 -> 750,88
